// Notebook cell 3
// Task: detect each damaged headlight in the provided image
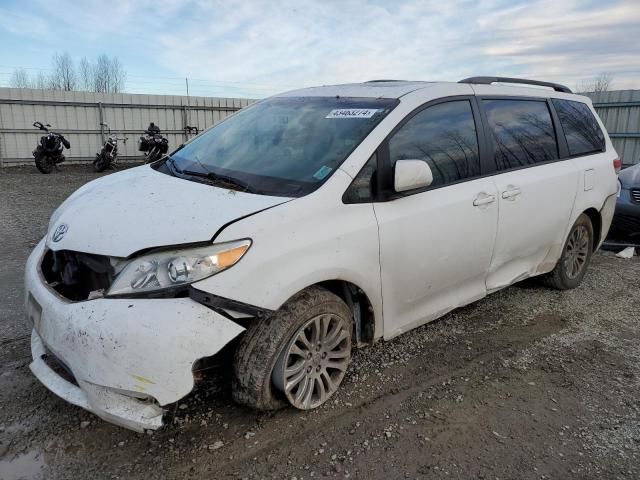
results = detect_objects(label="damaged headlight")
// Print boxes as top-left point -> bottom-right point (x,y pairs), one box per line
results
106,239 -> 251,296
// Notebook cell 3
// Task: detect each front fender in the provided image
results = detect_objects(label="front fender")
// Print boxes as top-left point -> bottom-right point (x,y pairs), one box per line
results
193,170 -> 384,339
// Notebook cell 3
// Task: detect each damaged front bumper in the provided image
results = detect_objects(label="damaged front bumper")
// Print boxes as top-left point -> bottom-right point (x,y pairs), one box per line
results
25,239 -> 245,432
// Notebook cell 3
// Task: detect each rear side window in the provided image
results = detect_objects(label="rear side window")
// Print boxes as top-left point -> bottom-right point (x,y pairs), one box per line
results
552,99 -> 605,156
388,100 -> 480,188
483,99 -> 558,170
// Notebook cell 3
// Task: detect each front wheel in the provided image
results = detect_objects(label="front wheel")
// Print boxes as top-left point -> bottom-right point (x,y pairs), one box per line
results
541,213 -> 594,290
93,153 -> 110,172
34,149 -> 54,174
232,286 -> 352,411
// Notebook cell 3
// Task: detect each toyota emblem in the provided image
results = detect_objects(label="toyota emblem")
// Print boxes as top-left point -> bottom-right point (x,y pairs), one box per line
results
52,223 -> 68,242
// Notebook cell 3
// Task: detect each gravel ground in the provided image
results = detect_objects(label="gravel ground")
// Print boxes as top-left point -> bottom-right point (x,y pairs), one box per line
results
1,165 -> 639,480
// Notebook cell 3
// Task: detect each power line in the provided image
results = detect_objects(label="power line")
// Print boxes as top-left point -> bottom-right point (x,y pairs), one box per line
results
0,65 -> 299,90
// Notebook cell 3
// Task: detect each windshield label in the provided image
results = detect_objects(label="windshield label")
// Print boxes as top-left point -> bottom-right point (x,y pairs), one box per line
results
326,109 -> 379,119
313,165 -> 333,180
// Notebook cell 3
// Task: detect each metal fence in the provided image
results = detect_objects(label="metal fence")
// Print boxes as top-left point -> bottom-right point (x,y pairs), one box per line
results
584,89 -> 640,166
0,88 -> 254,167
2,87 -> 638,168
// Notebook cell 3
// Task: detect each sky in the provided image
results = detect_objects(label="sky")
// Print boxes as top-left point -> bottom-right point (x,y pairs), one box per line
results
0,0 -> 639,98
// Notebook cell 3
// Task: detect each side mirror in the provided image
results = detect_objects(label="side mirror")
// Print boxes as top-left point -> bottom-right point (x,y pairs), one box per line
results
394,159 -> 433,192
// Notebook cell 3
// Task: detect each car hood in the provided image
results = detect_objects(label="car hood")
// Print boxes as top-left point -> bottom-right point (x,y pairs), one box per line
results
619,163 -> 640,188
47,165 -> 291,257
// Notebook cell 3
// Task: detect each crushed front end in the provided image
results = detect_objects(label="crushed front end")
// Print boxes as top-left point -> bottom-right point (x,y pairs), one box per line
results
25,238 -> 245,432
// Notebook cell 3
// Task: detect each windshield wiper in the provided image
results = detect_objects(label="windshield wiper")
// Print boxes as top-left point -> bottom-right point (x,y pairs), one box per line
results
182,169 -> 258,194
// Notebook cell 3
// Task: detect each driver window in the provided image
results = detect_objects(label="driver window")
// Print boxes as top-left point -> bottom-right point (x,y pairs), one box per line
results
388,100 -> 480,188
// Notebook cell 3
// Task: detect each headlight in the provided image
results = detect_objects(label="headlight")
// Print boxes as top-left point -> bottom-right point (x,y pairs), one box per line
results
106,239 -> 251,296
616,179 -> 622,198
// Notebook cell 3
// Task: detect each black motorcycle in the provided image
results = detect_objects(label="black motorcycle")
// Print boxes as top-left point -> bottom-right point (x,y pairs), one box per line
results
32,122 -> 70,174
93,123 -> 128,172
138,122 -> 169,164
184,125 -> 199,137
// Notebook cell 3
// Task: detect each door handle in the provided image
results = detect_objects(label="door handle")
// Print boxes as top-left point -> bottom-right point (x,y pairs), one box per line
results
501,186 -> 522,200
473,192 -> 496,207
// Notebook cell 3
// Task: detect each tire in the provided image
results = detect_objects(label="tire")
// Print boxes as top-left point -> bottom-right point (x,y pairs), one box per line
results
93,153 -> 110,172
34,149 -> 54,174
540,213 -> 594,290
232,286 -> 353,411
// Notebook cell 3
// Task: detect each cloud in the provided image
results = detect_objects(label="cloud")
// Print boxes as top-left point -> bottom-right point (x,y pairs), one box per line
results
152,0 -> 640,92
476,0 -> 640,88
0,8 -> 50,37
0,0 -> 638,95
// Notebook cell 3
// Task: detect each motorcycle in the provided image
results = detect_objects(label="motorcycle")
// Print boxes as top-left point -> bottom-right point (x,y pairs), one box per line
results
184,125 -> 199,137
138,123 -> 169,164
93,123 -> 128,172
32,122 -> 70,174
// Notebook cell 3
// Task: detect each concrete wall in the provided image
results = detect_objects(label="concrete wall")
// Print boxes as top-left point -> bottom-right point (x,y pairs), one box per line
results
0,88 -> 254,167
584,89 -> 640,166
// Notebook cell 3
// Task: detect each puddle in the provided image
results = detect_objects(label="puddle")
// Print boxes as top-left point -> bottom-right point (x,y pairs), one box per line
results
0,449 -> 47,480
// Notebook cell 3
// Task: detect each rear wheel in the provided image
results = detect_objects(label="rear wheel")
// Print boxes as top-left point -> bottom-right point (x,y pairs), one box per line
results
541,213 -> 594,290
232,286 -> 352,411
34,149 -> 54,174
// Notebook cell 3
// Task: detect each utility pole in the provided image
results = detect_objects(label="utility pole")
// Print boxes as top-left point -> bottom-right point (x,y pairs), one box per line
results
185,77 -> 191,139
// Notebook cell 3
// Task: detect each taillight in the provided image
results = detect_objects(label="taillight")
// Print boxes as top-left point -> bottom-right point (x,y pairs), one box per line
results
613,158 -> 622,173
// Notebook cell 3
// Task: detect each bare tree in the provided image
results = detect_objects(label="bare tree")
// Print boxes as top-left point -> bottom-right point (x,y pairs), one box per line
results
93,54 -> 111,92
9,68 -> 32,88
109,57 -> 126,93
79,57 -> 93,91
88,54 -> 126,93
576,73 -> 613,93
49,52 -> 77,91
8,53 -> 127,92
34,71 -> 47,89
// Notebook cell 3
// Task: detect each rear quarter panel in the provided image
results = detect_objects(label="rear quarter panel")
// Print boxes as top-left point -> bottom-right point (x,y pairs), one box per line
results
564,98 -> 618,247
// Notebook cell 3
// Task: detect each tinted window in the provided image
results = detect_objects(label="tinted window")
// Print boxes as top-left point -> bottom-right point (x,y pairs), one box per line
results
483,99 -> 558,170
552,99 -> 605,156
388,101 -> 480,188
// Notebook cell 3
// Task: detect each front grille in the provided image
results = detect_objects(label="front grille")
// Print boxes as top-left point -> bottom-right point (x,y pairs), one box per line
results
631,189 -> 640,204
41,249 -> 114,301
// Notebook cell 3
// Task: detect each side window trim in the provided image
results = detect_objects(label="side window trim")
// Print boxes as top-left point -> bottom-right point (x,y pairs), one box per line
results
477,95 -> 563,173
547,99 -> 570,159
473,95 -> 498,175
378,95 -> 485,200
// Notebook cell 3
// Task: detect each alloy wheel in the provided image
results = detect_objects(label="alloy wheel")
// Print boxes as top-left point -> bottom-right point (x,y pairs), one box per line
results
564,225 -> 590,279
273,314 -> 351,409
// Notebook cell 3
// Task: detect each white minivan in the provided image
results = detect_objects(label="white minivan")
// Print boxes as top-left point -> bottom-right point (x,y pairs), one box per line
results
25,77 -> 619,431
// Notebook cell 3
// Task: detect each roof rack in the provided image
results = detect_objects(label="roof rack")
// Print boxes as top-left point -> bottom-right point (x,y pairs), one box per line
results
459,76 -> 572,94
365,79 -> 405,83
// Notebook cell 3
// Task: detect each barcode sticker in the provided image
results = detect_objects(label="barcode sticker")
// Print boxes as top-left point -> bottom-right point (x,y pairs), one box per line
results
326,109 -> 379,119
